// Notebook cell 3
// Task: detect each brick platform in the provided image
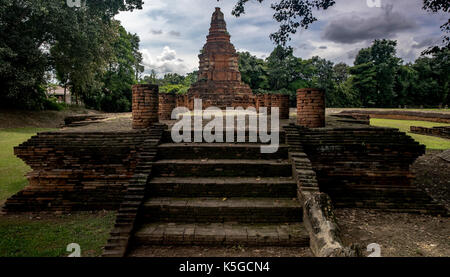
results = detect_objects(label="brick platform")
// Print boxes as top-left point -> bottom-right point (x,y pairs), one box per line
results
296,126 -> 447,214
410,126 -> 450,139
297,88 -> 325,128
340,110 -> 450,124
3,131 -> 152,213
132,84 -> 159,129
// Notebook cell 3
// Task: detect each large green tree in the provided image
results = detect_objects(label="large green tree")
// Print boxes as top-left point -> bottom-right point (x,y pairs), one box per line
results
0,0 -> 143,109
238,52 -> 269,90
422,0 -> 449,53
95,23 -> 143,112
351,40 -> 401,107
232,0 -> 336,45
266,46 -> 299,90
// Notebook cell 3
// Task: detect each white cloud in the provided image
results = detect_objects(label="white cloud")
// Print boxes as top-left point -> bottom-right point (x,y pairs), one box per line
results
141,47 -> 191,76
115,0 -> 445,72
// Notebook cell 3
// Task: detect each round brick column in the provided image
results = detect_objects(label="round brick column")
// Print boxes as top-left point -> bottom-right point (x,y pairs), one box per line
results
296,88 -> 325,128
279,95 -> 290,119
159,92 -> 176,120
264,94 -> 272,114
132,84 -> 159,129
271,94 -> 281,116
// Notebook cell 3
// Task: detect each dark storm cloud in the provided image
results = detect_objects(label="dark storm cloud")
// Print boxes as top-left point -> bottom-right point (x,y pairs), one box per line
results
169,31 -> 181,37
322,4 -> 416,44
346,48 -> 362,61
151,29 -> 163,35
411,36 -> 440,49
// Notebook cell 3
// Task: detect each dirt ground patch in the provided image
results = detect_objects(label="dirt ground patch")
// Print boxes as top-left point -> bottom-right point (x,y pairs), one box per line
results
0,108 -> 100,129
335,208 -> 450,257
335,150 -> 449,257
412,150 -> 450,210
59,113 -> 132,132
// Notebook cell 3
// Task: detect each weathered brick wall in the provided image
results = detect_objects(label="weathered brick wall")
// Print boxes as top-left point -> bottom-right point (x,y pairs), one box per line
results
158,92 -> 176,120
270,94 -> 290,119
296,127 -> 447,214
341,110 -> 450,124
132,84 -> 159,129
2,131 -> 151,213
176,95 -> 187,108
410,126 -> 450,139
297,88 -> 325,128
263,94 -> 272,114
255,95 -> 265,112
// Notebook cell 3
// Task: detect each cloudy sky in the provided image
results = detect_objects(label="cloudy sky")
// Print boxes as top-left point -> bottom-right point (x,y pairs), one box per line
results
115,0 -> 447,76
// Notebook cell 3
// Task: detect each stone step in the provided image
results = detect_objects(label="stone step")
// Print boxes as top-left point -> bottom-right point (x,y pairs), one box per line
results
156,143 -> 289,160
162,130 -> 286,144
140,197 -> 302,223
152,159 -> 292,177
147,177 -> 297,198
131,222 -> 309,247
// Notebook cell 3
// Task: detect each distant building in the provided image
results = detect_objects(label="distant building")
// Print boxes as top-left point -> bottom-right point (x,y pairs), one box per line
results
47,86 -> 72,104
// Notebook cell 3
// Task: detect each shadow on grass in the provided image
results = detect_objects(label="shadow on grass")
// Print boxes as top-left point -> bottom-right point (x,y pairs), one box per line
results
0,211 -> 116,257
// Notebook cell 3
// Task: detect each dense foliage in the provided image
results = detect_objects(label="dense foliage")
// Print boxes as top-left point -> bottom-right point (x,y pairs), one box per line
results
0,0 -> 144,111
1,0 -> 448,110
141,71 -> 198,95
232,0 -> 449,49
232,0 -> 336,45
236,40 -> 449,108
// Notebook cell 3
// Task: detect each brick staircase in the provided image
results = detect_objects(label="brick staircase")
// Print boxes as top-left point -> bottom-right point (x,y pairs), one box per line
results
126,129 -> 309,255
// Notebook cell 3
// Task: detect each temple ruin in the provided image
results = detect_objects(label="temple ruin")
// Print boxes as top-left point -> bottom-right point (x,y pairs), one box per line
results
2,7 -> 447,258
182,7 -> 255,109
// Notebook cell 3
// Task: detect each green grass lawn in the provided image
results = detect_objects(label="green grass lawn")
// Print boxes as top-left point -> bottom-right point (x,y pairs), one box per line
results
0,127 -> 115,257
0,128 -> 55,203
370,118 -> 450,150
0,212 -> 115,257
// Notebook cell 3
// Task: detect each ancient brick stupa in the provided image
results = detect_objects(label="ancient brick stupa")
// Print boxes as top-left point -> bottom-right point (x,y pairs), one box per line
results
185,7 -> 255,109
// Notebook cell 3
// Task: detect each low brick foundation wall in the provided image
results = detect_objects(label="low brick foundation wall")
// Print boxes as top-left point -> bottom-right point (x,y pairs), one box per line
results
297,88 -> 325,128
296,126 -> 447,214
410,126 -> 450,139
132,84 -> 159,129
284,124 -> 360,256
341,110 -> 450,124
2,131 -> 152,213
271,94 -> 290,119
159,92 -> 176,120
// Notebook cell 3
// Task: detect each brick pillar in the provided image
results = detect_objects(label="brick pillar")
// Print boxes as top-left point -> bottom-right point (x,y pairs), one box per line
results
271,94 -> 281,115
264,94 -> 272,114
159,92 -> 176,120
296,88 -> 325,128
279,95 -> 290,119
132,84 -> 159,129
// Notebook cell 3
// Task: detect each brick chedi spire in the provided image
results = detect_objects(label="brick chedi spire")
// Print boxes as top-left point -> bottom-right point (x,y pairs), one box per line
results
186,7 -> 255,109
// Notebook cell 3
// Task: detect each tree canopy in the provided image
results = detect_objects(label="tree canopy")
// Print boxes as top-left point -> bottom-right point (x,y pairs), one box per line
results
232,0 -> 335,45
0,0 -> 144,110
